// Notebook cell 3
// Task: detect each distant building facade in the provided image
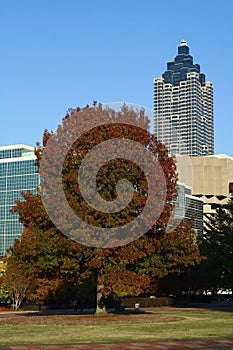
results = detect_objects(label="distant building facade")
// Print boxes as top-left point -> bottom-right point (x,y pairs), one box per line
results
172,182 -> 203,236
154,40 -> 214,156
190,154 -> 233,218
0,145 -> 39,256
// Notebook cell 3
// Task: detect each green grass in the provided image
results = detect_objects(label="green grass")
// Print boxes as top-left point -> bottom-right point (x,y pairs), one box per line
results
0,307 -> 232,345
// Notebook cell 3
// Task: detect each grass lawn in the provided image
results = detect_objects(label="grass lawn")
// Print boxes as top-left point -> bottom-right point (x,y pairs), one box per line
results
0,307 -> 232,345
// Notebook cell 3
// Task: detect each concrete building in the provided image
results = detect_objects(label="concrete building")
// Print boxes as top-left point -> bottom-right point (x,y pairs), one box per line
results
190,154 -> 233,219
177,154 -> 233,224
154,40 -> 214,156
0,145 -> 39,255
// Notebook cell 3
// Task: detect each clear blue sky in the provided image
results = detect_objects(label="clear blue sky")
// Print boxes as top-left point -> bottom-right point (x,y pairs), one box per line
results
0,0 -> 232,156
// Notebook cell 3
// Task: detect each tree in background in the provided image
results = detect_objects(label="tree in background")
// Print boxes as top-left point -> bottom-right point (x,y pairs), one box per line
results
193,198 -> 233,294
8,103 -> 202,313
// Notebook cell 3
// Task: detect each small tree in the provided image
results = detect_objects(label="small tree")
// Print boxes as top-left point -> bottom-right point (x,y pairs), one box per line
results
4,259 -> 31,310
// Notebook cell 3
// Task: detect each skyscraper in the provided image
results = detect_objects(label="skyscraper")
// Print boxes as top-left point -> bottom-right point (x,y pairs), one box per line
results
0,145 -> 39,256
154,40 -> 214,156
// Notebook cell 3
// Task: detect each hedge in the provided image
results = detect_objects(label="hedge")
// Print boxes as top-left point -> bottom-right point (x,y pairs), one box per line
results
121,296 -> 175,308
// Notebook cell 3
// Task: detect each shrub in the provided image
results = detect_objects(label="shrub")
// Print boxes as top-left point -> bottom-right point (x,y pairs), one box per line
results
0,306 -> 9,312
121,296 -> 175,308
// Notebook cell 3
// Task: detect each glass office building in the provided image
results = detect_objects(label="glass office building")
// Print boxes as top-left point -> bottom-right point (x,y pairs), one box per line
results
154,41 -> 214,156
172,182 -> 203,237
0,145 -> 39,256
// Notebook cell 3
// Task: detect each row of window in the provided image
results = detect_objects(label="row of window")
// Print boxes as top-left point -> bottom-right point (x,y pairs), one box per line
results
0,206 -> 18,219
157,137 -> 211,145
0,160 -> 37,176
0,236 -> 22,256
0,148 -> 22,160
0,174 -> 39,191
0,190 -> 29,204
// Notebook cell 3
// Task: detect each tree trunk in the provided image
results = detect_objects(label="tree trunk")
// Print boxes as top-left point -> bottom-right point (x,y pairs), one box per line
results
12,289 -> 24,310
95,275 -> 107,314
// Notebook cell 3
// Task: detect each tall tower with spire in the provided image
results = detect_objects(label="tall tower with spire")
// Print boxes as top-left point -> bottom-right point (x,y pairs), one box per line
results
153,41 -> 214,156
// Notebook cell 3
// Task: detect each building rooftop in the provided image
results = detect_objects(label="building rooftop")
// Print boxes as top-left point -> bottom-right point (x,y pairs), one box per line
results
0,144 -> 34,151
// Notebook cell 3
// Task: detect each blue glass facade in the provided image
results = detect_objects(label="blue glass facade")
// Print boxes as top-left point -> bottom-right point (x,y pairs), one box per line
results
0,145 -> 39,255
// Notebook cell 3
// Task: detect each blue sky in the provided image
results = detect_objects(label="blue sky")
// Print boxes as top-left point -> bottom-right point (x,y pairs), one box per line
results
0,0 -> 233,156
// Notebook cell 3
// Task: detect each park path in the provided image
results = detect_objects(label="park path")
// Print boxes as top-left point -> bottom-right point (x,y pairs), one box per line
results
0,340 -> 233,349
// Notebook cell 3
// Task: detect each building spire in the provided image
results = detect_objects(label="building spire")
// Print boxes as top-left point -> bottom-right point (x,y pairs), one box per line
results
180,40 -> 188,46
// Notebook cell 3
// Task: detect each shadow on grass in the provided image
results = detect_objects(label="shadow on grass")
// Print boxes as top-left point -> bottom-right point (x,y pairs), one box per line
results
175,303 -> 233,313
21,307 -> 155,318
11,303 -> 233,318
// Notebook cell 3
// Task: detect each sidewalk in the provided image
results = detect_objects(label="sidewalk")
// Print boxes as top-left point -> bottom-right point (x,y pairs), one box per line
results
0,340 -> 233,350
0,339 -> 233,350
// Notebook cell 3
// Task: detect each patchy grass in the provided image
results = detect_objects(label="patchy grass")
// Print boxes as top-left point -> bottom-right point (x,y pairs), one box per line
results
0,307 -> 232,345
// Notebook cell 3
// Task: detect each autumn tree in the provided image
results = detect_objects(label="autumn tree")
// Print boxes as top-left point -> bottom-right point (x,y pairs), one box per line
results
10,103 -> 202,313
5,227 -> 89,307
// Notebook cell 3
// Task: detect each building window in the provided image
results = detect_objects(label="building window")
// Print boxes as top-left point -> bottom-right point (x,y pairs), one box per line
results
229,182 -> 233,194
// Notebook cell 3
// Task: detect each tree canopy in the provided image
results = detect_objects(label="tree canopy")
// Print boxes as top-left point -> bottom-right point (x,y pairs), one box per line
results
8,103 -> 202,312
